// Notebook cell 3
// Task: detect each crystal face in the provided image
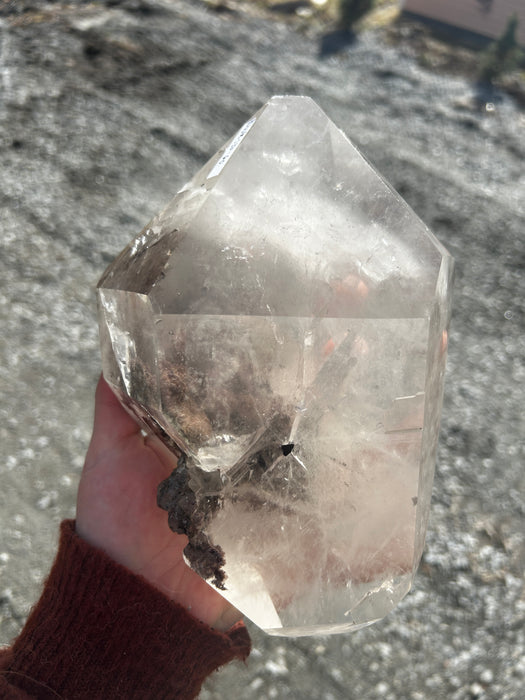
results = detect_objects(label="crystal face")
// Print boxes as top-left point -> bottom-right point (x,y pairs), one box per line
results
97,96 -> 453,637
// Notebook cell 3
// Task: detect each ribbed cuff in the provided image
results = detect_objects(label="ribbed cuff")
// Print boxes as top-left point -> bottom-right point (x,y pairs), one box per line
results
3,520 -> 250,699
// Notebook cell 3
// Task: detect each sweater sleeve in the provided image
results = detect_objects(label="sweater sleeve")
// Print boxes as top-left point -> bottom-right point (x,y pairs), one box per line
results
0,520 -> 250,700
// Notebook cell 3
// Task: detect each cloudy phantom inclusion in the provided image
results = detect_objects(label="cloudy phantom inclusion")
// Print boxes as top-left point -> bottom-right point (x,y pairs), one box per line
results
97,96 -> 453,637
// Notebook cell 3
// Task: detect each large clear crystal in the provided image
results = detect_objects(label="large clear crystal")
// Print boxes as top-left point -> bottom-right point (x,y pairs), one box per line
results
97,96 -> 453,636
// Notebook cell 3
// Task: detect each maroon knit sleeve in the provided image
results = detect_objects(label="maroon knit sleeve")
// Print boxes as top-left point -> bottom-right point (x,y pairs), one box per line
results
0,520 -> 250,699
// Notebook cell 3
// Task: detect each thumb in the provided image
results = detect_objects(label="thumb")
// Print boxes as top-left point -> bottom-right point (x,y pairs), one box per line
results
88,375 -> 140,456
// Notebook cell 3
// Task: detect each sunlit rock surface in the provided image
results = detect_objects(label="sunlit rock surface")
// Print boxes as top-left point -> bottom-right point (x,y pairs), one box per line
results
97,96 -> 453,636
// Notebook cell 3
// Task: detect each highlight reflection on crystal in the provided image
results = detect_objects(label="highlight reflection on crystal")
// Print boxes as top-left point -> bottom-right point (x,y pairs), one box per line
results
97,96 -> 453,636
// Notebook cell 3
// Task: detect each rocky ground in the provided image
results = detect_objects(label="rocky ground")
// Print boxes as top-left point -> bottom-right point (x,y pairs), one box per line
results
1,1 -> 524,698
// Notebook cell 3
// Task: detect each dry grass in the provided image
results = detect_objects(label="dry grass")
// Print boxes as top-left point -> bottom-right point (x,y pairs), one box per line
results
204,0 -> 399,29
205,0 -> 525,102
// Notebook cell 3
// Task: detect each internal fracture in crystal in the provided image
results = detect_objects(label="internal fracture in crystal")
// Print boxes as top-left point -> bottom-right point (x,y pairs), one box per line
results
97,96 -> 454,636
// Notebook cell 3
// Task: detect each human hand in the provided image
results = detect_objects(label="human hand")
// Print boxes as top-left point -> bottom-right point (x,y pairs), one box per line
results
76,375 -> 242,632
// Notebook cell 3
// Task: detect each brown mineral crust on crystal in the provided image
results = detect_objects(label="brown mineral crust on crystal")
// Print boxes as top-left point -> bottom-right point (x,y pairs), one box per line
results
184,534 -> 227,590
162,333 -> 270,438
129,357 -> 158,414
157,454 -> 227,590
160,365 -> 213,442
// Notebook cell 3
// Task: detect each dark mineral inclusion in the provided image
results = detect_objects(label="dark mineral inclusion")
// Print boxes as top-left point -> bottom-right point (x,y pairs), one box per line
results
157,454 -> 227,589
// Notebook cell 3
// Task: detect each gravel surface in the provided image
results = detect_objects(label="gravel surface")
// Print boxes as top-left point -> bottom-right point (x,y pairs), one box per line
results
1,1 -> 524,698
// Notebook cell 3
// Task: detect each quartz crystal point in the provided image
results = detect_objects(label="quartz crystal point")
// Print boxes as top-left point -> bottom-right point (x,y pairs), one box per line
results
97,96 -> 453,637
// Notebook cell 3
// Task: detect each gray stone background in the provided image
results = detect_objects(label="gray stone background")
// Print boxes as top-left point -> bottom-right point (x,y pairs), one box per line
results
0,1 -> 524,698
